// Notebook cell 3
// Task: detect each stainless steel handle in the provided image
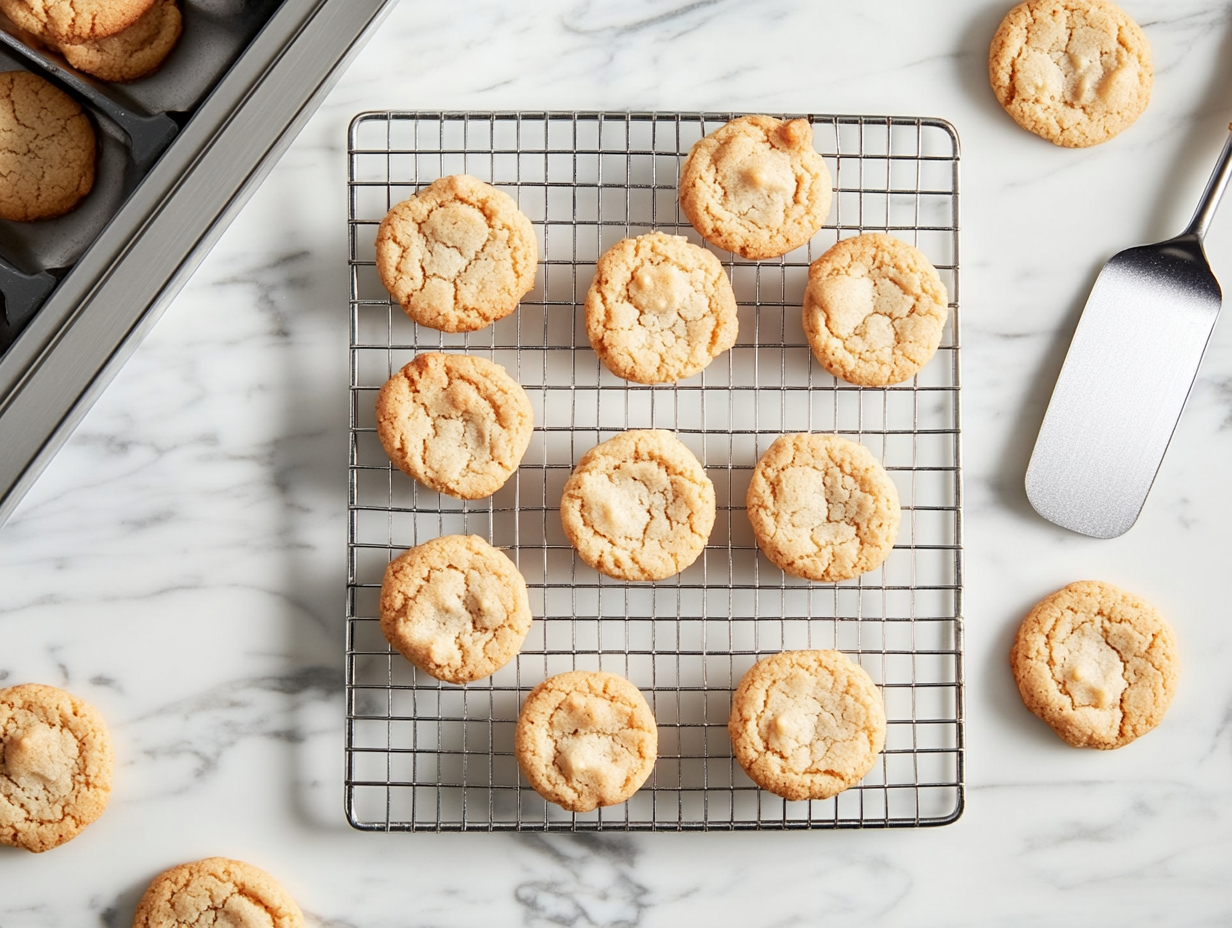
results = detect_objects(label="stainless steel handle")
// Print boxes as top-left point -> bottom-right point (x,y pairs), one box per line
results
1183,124 -> 1232,241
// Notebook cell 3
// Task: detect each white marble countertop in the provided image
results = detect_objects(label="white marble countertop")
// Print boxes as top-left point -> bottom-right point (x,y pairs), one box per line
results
4,0 -> 1232,924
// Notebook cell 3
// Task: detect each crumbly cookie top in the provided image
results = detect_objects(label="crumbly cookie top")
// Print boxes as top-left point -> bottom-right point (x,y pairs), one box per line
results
375,174 -> 538,332
728,650 -> 886,801
1011,580 -> 1178,749
54,0 -> 182,84
132,857 -> 304,928
381,534 -> 533,684
803,233 -> 949,386
515,671 -> 657,813
0,683 -> 113,853
376,352 -> 534,500
585,232 -> 738,384
988,0 -> 1152,148
560,429 -> 715,581
0,0 -> 156,42
679,115 -> 832,260
0,70 -> 96,222
746,433 -> 900,583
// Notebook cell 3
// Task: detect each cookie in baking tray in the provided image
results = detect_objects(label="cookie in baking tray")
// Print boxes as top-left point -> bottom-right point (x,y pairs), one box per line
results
1010,580 -> 1178,749
52,0 -> 182,83
679,114 -> 832,260
380,534 -> 533,684
0,0 -> 157,43
803,233 -> 949,386
989,0 -> 1152,148
132,857 -> 304,928
0,683 -> 113,853
746,433 -> 900,583
375,352 -> 534,500
0,70 -> 95,222
375,174 -> 538,332
515,670 -> 657,813
585,231 -> 738,384
729,650 -> 886,801
560,429 -> 715,582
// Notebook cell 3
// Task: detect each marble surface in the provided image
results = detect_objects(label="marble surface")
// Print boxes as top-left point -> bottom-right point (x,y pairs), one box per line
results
3,0 -> 1232,924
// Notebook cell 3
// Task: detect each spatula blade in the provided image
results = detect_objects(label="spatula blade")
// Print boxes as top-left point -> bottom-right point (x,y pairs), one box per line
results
1025,237 -> 1222,538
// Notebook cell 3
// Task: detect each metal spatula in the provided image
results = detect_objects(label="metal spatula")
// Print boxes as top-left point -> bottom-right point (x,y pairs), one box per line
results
1026,124 -> 1232,538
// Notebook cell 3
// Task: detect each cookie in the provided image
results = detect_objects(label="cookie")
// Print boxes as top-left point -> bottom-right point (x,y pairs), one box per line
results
679,114 -> 832,260
375,352 -> 534,500
728,650 -> 886,801
514,670 -> 657,813
802,233 -> 950,386
585,232 -> 738,384
0,683 -> 113,853
0,70 -> 95,222
746,433 -> 900,582
380,534 -> 533,684
560,429 -> 715,581
1010,580 -> 1179,749
0,0 -> 156,43
132,857 -> 304,928
375,174 -> 538,332
989,0 -> 1152,148
53,0 -> 181,83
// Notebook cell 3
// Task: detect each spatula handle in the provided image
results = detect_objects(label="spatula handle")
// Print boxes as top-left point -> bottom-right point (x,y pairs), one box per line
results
1184,124 -> 1232,241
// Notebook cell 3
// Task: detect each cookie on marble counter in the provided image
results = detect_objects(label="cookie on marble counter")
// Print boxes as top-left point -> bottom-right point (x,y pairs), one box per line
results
560,429 -> 715,581
679,114 -> 832,260
728,650 -> 886,801
0,0 -> 156,42
988,0 -> 1152,148
585,232 -> 738,384
0,70 -> 95,222
515,670 -> 657,813
380,534 -> 533,684
132,857 -> 304,928
53,0 -> 182,83
1010,580 -> 1178,749
746,433 -> 900,582
803,233 -> 949,386
0,683 -> 113,853
375,352 -> 534,500
375,174 -> 538,332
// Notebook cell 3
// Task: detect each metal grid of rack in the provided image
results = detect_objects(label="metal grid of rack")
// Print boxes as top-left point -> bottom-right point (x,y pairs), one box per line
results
345,111 -> 963,831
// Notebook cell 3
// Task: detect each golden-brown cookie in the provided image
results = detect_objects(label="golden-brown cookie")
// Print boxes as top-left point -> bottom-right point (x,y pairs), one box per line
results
560,429 -> 715,581
375,352 -> 534,500
0,683 -> 113,853
53,0 -> 181,83
0,0 -> 156,43
380,534 -> 533,684
728,650 -> 886,801
803,233 -> 949,386
375,174 -> 538,332
132,857 -> 304,928
1010,580 -> 1179,749
988,0 -> 1152,148
585,232 -> 738,384
679,114 -> 832,260
514,670 -> 657,813
0,70 -> 95,222
746,433 -> 900,582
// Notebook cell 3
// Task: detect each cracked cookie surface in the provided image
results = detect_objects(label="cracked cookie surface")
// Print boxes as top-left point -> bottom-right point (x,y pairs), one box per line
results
989,0 -> 1152,148
679,114 -> 832,260
585,232 -> 738,384
376,352 -> 534,500
0,70 -> 95,222
803,233 -> 949,386
0,0 -> 156,42
0,683 -> 113,853
132,857 -> 304,928
375,174 -> 538,332
560,429 -> 715,581
53,0 -> 181,83
515,670 -> 657,813
729,650 -> 886,801
1010,580 -> 1178,749
381,534 -> 533,684
747,433 -> 900,582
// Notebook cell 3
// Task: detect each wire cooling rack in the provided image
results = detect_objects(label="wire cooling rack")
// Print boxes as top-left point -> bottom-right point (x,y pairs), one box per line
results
345,111 -> 963,832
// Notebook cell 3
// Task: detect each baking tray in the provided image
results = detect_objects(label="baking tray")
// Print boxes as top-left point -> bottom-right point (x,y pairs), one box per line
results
345,110 -> 964,832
